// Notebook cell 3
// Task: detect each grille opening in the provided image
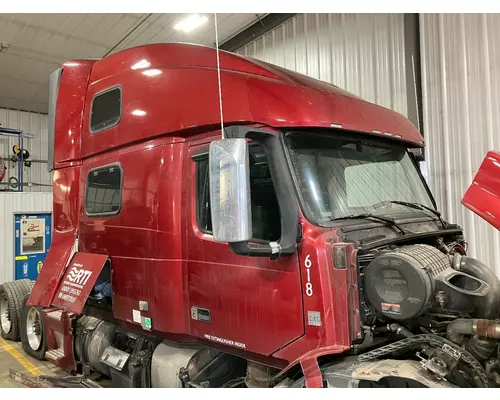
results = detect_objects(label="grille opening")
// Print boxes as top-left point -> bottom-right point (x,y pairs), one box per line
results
357,251 -> 377,322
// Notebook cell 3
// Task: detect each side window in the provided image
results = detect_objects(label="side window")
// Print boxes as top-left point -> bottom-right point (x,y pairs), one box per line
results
196,157 -> 212,233
90,87 -> 122,133
195,145 -> 281,242
86,165 -> 122,216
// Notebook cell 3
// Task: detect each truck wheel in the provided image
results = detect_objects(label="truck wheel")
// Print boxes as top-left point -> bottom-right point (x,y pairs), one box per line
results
0,280 -> 33,341
20,294 -> 46,360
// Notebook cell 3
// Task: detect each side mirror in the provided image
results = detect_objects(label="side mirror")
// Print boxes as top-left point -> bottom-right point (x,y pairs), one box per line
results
209,138 -> 252,243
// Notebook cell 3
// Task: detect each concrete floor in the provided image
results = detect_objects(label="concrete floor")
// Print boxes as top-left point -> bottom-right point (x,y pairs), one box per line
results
0,339 -> 63,388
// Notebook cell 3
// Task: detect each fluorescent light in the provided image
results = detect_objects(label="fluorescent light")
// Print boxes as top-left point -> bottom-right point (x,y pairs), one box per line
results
131,59 -> 151,70
174,14 -> 208,33
63,62 -> 80,67
142,69 -> 162,77
131,109 -> 147,117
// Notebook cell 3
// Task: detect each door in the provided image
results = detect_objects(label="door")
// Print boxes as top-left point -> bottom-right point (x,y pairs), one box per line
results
15,213 -> 52,280
185,141 -> 304,356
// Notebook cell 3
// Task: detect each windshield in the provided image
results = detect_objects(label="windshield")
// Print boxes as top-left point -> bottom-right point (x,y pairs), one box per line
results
285,132 -> 435,224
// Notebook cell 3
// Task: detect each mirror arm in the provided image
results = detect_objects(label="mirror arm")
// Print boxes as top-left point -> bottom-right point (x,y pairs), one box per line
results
229,240 -> 296,259
210,125 -> 299,259
223,125 -> 275,139
229,130 -> 298,259
230,242 -> 277,259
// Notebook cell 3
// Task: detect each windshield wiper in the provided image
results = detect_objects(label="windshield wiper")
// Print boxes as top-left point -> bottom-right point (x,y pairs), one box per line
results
389,201 -> 446,229
331,213 -> 408,235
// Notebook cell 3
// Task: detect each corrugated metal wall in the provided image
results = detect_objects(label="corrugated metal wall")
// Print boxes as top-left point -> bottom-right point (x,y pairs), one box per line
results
238,13 -> 409,117
420,14 -> 500,272
242,13 -> 500,271
0,107 -> 51,192
0,192 -> 52,284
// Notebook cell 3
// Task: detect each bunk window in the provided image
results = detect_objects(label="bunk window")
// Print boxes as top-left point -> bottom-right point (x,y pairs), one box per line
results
85,165 -> 122,216
90,86 -> 122,133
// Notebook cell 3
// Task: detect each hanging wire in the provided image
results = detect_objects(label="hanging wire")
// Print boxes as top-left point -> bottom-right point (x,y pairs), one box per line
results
214,13 -> 225,139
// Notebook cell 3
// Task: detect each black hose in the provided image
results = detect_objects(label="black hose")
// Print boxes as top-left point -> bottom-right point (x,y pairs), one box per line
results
374,323 -> 414,338
458,256 -> 500,319
389,323 -> 414,338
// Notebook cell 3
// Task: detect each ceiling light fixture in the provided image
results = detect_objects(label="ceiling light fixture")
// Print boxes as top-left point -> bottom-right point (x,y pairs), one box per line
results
174,14 -> 208,33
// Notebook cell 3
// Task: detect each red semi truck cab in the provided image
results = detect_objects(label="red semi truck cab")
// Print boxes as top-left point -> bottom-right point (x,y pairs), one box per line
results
1,42 -> 498,388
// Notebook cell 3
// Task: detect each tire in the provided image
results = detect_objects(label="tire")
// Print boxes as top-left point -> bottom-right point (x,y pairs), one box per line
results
20,294 -> 46,360
0,280 -> 34,341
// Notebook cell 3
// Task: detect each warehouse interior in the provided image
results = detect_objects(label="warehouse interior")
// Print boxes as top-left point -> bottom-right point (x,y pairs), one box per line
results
1,12 -> 500,388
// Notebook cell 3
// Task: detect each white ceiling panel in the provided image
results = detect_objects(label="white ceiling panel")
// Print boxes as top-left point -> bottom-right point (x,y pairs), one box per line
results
0,13 -> 266,113
111,13 -> 267,52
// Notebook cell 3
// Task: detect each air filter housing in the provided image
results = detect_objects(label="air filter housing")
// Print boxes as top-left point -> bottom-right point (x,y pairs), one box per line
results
363,244 -> 450,320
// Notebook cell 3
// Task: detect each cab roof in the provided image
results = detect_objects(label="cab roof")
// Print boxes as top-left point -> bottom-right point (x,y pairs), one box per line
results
60,43 -> 424,158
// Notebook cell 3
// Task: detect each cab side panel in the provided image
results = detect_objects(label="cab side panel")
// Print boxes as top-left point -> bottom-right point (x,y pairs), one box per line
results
78,139 -> 185,331
183,139 -> 304,355
150,141 -> 190,334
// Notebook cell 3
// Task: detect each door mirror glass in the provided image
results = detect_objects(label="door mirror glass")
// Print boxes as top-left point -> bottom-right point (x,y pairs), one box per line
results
209,138 -> 252,243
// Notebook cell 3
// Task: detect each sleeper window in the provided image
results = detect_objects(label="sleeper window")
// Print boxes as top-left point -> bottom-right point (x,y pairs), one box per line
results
86,165 -> 122,216
90,87 -> 122,133
195,145 -> 281,242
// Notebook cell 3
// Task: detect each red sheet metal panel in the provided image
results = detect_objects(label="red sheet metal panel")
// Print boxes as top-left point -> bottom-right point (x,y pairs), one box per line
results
462,151 -> 500,231
51,252 -> 109,314
27,233 -> 77,307
27,164 -> 82,307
